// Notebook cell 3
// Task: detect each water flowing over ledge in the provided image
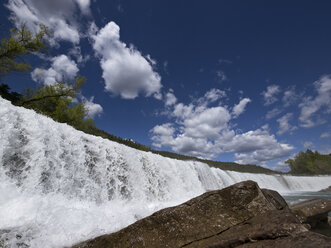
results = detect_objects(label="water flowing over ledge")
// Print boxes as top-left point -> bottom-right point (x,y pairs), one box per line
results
1,97 -> 330,247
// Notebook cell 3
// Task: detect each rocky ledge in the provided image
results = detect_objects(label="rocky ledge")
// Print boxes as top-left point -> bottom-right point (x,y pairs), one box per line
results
290,198 -> 331,238
320,186 -> 331,192
291,198 -> 331,227
72,181 -> 331,248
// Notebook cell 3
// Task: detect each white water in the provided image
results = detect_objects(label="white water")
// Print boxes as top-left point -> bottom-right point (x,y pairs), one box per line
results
0,97 -> 330,247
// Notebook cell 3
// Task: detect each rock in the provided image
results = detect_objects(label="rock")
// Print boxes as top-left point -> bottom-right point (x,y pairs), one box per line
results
320,186 -> 331,192
234,232 -> 331,248
72,181 -> 331,248
261,188 -> 288,210
290,198 -> 331,228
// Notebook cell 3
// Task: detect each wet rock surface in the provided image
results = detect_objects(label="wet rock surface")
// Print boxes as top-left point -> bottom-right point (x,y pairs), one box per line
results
290,198 -> 331,238
320,186 -> 331,192
72,181 -> 331,248
290,198 -> 331,228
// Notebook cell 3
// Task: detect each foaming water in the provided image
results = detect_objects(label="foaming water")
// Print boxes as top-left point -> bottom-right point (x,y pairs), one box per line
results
1,97 -> 330,247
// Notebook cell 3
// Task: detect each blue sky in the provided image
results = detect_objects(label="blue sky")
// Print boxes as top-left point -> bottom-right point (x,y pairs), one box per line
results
1,0 -> 331,171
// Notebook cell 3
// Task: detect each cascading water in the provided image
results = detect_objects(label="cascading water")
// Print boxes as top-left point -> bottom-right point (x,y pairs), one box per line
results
1,97 -> 330,247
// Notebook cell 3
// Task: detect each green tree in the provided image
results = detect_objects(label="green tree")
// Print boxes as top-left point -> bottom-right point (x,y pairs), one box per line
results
286,149 -> 331,175
0,83 -> 22,104
0,24 -> 50,78
20,76 -> 96,130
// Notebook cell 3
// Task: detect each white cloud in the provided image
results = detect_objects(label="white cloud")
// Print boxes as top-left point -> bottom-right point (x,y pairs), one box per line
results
151,92 -> 231,158
232,98 -> 251,118
321,132 -> 331,138
150,123 -> 175,148
31,55 -> 79,85
203,88 -> 226,103
83,96 -> 103,118
277,113 -> 296,135
68,46 -> 90,64
234,143 -> 293,165
164,90 -> 177,106
6,0 -> 90,45
266,107 -> 282,120
299,75 -> 331,128
75,0 -> 91,15
150,90 -> 293,163
183,107 -> 231,139
261,84 -> 281,106
282,86 -> 298,107
92,22 -> 162,99
271,161 -> 290,173
219,126 -> 292,155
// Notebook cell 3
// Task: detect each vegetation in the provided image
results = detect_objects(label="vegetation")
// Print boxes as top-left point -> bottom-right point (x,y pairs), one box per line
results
286,149 -> 331,175
0,83 -> 22,104
0,24 -> 50,78
20,76 -> 96,131
0,24 -> 278,174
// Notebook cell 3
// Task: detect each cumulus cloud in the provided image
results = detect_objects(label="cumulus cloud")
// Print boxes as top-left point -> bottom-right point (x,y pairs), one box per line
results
203,88 -> 226,103
299,75 -> 331,128
261,84 -> 281,106
6,0 -> 90,45
150,123 -> 175,148
31,55 -> 79,85
232,98 -> 251,118
219,127 -> 276,153
182,107 -> 231,139
164,90 -> 177,106
277,113 -> 296,135
234,143 -> 293,165
91,22 -> 162,99
82,96 -> 103,118
151,90 -> 293,163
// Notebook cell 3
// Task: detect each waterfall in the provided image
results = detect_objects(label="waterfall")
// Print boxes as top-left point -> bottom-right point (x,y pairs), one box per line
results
1,97 -> 330,247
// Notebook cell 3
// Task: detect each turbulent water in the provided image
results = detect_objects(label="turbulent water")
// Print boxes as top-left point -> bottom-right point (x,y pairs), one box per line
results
1,97 -> 331,248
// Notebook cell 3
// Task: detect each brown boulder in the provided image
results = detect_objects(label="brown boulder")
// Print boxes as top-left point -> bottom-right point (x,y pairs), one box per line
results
290,198 -> 331,228
72,181 -> 331,248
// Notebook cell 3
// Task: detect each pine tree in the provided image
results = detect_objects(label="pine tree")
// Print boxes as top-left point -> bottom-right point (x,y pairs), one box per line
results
0,24 -> 50,79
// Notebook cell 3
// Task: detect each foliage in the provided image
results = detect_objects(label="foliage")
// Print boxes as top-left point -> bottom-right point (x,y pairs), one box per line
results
0,24 -> 50,78
20,76 -> 96,131
0,83 -> 22,104
286,149 -> 331,175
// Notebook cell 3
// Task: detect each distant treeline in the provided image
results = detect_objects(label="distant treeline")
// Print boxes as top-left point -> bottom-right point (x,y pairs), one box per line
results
286,149 -> 331,175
